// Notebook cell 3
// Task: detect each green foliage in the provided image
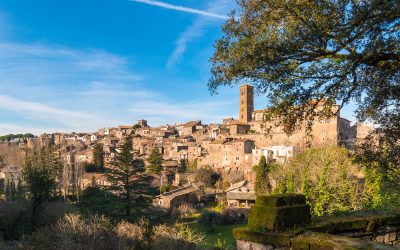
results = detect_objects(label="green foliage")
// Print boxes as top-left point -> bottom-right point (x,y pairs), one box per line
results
357,129 -> 400,210
209,0 -> 399,134
178,159 -> 187,173
105,136 -> 151,218
213,238 -> 229,250
248,194 -> 311,231
198,211 -> 223,232
0,133 -> 34,142
79,186 -> 121,218
253,156 -> 272,195
146,147 -> 163,174
0,201 -> 32,240
93,144 -> 104,172
24,165 -> 55,207
271,147 -> 366,216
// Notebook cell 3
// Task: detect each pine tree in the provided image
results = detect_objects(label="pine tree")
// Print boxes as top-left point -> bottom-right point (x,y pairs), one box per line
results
146,148 -> 162,175
93,144 -> 105,172
253,156 -> 272,195
105,136 -> 150,218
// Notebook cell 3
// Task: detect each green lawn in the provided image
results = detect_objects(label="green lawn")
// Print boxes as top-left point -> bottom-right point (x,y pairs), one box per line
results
190,223 -> 243,249
178,202 -> 244,249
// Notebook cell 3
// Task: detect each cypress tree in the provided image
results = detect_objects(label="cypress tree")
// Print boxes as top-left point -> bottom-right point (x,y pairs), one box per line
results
253,156 -> 272,195
146,148 -> 163,175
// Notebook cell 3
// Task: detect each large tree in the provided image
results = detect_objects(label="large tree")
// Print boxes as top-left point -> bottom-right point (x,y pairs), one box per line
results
209,0 -> 399,133
106,136 -> 150,218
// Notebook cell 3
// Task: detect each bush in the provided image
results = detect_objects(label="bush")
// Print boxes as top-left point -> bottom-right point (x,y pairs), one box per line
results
23,213 -> 118,250
0,201 -> 31,240
213,238 -> 229,250
114,219 -> 151,249
34,201 -> 69,229
151,224 -> 204,250
270,146 -> 367,216
198,211 -> 223,231
84,163 -> 100,173
79,186 -> 121,218
172,203 -> 196,220
21,214 -> 204,250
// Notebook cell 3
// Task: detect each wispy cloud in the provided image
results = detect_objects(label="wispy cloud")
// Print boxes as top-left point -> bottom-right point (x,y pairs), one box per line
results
0,95 -> 116,132
129,0 -> 228,20
166,0 -> 235,69
0,41 -> 236,134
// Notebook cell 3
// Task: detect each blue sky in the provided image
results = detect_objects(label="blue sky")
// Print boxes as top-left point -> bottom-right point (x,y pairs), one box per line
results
0,0 -> 356,135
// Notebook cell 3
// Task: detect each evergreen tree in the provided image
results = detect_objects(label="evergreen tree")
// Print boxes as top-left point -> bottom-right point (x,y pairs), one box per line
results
24,158 -> 56,227
146,148 -> 163,175
178,159 -> 187,173
105,136 -> 150,218
253,156 -> 272,195
93,144 -> 105,172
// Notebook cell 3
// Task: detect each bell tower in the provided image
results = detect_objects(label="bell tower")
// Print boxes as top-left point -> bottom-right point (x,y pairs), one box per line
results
239,84 -> 254,123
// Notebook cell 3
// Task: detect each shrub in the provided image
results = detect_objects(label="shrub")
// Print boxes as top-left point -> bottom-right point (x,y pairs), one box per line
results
198,211 -> 223,231
21,214 -> 205,250
270,146 -> 366,216
34,201 -> 69,229
213,238 -> 229,250
114,219 -> 151,249
84,163 -> 100,173
172,203 -> 196,220
0,201 -> 32,240
151,224 -> 204,250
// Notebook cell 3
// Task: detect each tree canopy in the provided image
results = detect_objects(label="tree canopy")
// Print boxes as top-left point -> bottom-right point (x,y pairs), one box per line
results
209,0 -> 399,133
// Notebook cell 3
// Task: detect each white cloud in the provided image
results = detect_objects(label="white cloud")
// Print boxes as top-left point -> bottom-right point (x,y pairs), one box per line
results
0,95 -> 116,132
129,99 -> 236,126
166,0 -> 235,69
129,0 -> 228,20
0,41 -> 237,134
0,124 -> 62,135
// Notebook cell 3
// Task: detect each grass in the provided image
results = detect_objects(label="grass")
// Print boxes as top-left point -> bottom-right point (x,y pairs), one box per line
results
190,223 -> 243,249
177,202 -> 244,249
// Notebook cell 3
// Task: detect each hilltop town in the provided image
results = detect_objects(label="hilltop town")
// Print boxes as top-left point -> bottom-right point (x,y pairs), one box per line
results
0,84 -> 374,212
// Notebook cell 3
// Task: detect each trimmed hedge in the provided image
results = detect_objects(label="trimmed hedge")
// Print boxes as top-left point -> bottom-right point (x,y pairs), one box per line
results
310,212 -> 400,234
248,194 -> 311,231
233,227 -> 293,247
255,194 -> 306,207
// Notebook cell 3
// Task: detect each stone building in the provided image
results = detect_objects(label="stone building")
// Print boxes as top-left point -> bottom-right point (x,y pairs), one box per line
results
226,180 -> 256,207
237,84 -> 357,147
153,184 -> 199,214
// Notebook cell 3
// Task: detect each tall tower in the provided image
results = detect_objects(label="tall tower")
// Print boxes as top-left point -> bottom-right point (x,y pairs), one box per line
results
239,84 -> 254,123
